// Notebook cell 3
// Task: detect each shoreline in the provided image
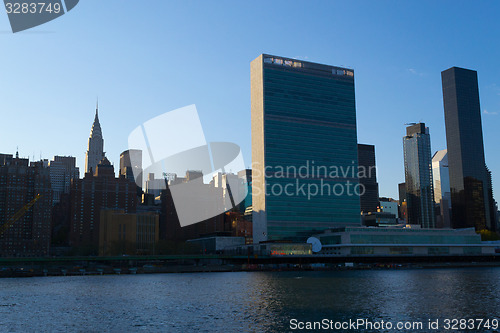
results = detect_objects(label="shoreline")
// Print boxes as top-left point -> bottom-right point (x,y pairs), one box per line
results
2,260 -> 500,278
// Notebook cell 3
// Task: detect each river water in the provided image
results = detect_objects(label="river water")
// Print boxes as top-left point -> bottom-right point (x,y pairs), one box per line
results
1,268 -> 499,332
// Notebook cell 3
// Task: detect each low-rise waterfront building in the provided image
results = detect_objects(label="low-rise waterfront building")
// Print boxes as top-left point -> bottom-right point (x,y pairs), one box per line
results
224,242 -> 312,256
312,227 -> 494,256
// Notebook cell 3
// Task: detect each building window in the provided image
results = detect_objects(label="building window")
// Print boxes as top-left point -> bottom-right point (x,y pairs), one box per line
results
389,247 -> 413,255
351,247 -> 374,255
428,247 -> 449,255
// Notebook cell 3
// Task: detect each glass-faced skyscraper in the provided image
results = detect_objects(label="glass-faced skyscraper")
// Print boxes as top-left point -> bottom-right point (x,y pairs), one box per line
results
251,54 -> 361,243
441,67 -> 493,230
403,123 -> 436,228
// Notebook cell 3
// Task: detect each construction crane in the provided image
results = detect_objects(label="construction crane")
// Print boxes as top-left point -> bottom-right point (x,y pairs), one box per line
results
404,122 -> 417,126
0,194 -> 42,235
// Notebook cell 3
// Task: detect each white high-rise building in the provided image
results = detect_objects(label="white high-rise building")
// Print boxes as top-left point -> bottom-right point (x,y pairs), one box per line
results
84,104 -> 105,174
432,149 -> 451,227
432,149 -> 451,204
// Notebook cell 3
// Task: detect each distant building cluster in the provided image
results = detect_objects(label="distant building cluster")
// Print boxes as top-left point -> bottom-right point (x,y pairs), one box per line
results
251,54 -> 498,247
0,104 -> 252,257
0,55 -> 498,258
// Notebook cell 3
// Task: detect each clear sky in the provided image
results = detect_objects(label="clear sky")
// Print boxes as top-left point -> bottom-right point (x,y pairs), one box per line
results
0,0 -> 499,199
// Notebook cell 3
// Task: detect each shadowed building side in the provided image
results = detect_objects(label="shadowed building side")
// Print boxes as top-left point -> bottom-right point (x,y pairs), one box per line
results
0,155 -> 52,257
358,144 -> 379,214
69,158 -> 138,254
441,67 -> 493,230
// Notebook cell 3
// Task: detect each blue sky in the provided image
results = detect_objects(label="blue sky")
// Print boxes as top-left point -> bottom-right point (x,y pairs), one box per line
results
0,0 -> 499,199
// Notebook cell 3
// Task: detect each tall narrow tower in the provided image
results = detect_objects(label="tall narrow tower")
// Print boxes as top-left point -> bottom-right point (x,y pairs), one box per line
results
357,144 -> 379,214
403,123 -> 436,228
441,67 -> 492,230
85,103 -> 105,174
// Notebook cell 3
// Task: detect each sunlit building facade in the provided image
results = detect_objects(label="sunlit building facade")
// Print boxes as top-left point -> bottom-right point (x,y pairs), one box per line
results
432,149 -> 451,228
251,54 -> 361,243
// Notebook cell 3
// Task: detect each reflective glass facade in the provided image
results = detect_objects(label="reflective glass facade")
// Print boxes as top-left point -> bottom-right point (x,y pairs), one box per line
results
403,123 -> 436,228
251,54 -> 361,243
441,67 -> 492,230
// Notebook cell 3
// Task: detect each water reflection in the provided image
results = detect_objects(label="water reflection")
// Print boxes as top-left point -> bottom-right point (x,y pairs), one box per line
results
0,268 -> 499,332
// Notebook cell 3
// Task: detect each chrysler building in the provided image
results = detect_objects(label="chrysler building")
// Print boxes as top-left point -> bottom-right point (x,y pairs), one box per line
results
85,103 -> 105,174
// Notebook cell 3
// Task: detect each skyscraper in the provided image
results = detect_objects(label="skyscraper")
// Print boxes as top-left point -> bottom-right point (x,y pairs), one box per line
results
357,144 -> 379,214
441,67 -> 493,230
49,156 -> 79,205
0,155 -> 53,256
84,105 -> 105,174
251,54 -> 360,243
432,149 -> 451,228
119,149 -> 143,188
237,169 -> 252,217
398,182 -> 407,222
403,123 -> 436,228
486,167 -> 498,230
432,150 -> 451,204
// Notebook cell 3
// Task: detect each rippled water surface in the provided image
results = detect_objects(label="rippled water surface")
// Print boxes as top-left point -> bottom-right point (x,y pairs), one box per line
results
1,268 -> 500,332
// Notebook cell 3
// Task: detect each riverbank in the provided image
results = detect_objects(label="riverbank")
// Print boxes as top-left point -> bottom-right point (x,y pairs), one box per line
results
1,258 -> 500,278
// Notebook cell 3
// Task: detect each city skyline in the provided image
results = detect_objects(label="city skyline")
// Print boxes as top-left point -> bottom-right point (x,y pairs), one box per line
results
2,3 -> 500,332
1,1 -> 500,200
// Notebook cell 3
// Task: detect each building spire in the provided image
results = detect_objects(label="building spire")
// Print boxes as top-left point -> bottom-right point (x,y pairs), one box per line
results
15,146 -> 19,159
85,100 -> 105,174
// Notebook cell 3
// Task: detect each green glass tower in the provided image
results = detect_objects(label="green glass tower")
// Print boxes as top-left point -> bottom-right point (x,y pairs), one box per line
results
251,54 -> 361,243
